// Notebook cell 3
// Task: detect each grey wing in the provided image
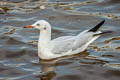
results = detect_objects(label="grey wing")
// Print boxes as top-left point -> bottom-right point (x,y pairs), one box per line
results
51,38 -> 75,54
51,35 -> 89,54
51,30 -> 101,54
52,36 -> 74,41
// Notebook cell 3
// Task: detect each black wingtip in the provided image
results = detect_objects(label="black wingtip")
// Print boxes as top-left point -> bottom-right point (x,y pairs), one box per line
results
88,19 -> 105,32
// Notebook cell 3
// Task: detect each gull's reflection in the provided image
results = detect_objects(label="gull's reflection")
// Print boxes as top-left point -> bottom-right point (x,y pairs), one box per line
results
38,50 -> 89,80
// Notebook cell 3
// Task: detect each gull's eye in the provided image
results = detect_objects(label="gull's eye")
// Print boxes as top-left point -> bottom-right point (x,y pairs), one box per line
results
37,24 -> 40,26
44,27 -> 46,30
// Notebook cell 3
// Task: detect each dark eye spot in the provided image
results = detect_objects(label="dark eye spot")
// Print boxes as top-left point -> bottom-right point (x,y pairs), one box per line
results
37,24 -> 40,26
44,27 -> 46,30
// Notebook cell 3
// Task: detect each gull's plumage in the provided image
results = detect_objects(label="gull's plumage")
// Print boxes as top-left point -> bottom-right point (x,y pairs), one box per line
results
51,30 -> 101,54
24,20 -> 107,60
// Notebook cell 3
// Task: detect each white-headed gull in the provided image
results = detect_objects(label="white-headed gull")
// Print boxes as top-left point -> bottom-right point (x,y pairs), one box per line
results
24,20 -> 109,60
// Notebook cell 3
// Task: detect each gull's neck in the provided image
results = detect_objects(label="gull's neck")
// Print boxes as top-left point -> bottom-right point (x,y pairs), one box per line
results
38,25 -> 51,46
39,30 -> 51,44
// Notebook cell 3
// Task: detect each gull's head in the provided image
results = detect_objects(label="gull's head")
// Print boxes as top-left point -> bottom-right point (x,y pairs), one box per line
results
24,20 -> 51,31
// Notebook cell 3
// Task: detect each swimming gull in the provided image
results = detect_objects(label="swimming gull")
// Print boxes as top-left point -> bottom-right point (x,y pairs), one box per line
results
24,20 -> 109,60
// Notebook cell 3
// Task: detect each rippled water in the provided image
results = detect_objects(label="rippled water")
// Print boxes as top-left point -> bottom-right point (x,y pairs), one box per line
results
0,0 -> 120,80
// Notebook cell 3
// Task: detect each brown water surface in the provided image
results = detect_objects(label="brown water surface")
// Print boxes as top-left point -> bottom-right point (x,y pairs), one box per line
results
0,0 -> 120,80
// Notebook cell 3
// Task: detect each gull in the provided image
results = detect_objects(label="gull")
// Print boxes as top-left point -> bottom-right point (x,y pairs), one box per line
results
24,20 -> 109,60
